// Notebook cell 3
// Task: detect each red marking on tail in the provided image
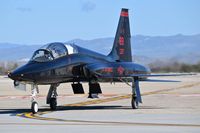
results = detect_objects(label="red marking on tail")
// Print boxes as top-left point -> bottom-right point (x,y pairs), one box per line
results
119,48 -> 125,55
119,36 -> 124,45
121,11 -> 128,17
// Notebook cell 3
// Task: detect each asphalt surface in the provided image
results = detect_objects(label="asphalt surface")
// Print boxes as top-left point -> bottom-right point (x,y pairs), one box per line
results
0,74 -> 200,133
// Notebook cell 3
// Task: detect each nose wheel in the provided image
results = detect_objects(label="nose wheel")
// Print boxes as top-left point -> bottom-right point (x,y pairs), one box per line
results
31,101 -> 39,114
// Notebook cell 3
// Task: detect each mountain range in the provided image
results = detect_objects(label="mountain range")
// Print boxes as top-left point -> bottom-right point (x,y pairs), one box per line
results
0,34 -> 200,65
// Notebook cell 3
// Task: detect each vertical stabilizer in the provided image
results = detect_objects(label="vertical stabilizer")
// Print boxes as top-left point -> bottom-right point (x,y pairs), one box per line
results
108,8 -> 132,62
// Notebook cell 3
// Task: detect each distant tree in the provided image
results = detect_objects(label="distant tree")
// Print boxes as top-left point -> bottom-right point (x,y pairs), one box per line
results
149,61 -> 200,73
11,63 -> 18,70
0,66 -> 3,75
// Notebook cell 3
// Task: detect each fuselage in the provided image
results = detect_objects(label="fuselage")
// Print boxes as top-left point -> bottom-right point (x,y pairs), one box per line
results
8,43 -> 150,84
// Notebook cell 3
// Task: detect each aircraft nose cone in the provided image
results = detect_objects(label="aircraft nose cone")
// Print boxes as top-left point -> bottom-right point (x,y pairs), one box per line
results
8,72 -> 17,80
8,71 -> 23,81
8,72 -> 15,79
7,72 -> 12,79
8,63 -> 33,82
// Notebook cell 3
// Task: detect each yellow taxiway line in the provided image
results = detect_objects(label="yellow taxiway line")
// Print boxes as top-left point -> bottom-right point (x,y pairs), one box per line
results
15,82 -> 200,127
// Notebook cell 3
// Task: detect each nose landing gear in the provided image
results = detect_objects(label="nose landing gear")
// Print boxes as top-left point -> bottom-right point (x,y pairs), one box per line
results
31,101 -> 39,114
31,84 -> 39,114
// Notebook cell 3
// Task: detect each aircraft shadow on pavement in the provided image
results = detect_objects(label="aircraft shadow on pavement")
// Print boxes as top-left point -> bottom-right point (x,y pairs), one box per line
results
56,105 -> 165,111
0,105 -> 166,115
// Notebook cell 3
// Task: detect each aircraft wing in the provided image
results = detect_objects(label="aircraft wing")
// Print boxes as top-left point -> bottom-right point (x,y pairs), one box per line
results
84,63 -> 195,82
123,73 -> 194,78
94,73 -> 194,83
96,73 -> 193,77
139,79 -> 180,82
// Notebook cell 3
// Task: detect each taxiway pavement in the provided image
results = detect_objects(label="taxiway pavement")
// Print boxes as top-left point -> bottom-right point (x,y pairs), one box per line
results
0,74 -> 200,133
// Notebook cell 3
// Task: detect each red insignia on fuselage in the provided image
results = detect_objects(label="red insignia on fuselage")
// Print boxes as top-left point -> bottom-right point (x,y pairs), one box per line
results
117,66 -> 124,75
103,67 -> 113,73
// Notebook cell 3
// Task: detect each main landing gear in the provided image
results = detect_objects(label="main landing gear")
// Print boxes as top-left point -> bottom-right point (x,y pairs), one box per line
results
47,84 -> 59,110
131,77 -> 142,109
131,94 -> 138,109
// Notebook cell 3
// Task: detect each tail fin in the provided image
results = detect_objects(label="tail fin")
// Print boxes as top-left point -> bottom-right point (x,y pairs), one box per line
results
108,8 -> 132,62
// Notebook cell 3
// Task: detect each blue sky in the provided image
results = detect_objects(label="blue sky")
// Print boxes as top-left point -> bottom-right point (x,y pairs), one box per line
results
0,0 -> 199,44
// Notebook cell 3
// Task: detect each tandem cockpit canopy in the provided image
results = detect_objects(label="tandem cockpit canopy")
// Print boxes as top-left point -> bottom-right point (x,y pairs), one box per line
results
31,42 -> 77,62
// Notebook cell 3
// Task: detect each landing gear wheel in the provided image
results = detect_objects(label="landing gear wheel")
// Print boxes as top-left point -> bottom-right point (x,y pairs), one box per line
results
131,97 -> 138,109
50,98 -> 57,110
31,101 -> 38,114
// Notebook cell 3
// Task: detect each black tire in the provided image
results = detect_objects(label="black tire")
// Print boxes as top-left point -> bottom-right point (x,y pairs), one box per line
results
14,80 -> 19,86
50,98 -> 57,110
31,101 -> 38,114
131,97 -> 138,109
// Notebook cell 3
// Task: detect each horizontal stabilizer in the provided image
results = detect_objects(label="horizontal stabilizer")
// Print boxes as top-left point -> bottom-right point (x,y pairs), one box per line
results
140,79 -> 180,82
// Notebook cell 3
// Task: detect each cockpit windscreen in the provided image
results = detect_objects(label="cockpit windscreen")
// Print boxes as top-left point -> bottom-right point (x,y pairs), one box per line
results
41,42 -> 68,59
31,42 -> 77,62
31,49 -> 54,62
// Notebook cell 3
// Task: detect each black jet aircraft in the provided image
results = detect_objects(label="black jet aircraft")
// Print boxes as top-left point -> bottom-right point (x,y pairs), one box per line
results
8,8 -> 188,114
